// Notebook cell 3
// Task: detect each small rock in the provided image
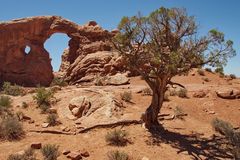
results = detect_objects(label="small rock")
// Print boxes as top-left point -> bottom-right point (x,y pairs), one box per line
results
31,142 -> 42,149
142,157 -> 150,160
62,150 -> 71,155
66,152 -> 82,160
170,115 -> 175,120
41,123 -> 49,128
16,150 -> 25,156
80,150 -> 90,157
208,111 -> 215,114
193,90 -> 207,98
61,126 -> 71,132
72,108 -> 80,117
48,108 -> 57,114
28,120 -> 35,124
23,115 -> 31,120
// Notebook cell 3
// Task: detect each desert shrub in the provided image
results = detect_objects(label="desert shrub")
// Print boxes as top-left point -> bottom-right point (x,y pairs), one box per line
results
177,88 -> 188,98
105,129 -> 128,146
229,74 -> 237,79
211,118 -> 234,136
141,87 -> 152,96
22,148 -> 36,160
41,144 -> 60,160
174,106 -> 185,120
169,89 -> 177,96
197,69 -> 205,76
33,87 -> 53,106
16,111 -> 24,121
33,88 -> 54,113
107,150 -> 129,160
0,96 -> 12,114
205,68 -> 212,72
8,148 -> 37,160
211,118 -> 240,159
22,102 -> 28,109
215,67 -> 224,76
2,82 -> 24,96
120,91 -> 132,102
40,104 -> 51,114
46,113 -> 58,126
50,77 -> 67,87
94,76 -> 107,86
7,154 -> 23,160
0,116 -> 24,140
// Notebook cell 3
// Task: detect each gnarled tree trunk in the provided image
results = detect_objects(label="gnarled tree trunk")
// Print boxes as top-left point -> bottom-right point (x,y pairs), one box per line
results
142,79 -> 167,130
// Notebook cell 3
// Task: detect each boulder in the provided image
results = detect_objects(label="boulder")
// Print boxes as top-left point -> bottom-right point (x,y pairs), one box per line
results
105,73 -> 130,85
80,150 -> 90,157
193,90 -> 207,98
31,142 -> 42,149
66,152 -> 82,160
62,150 -> 71,155
216,88 -> 240,99
68,96 -> 91,118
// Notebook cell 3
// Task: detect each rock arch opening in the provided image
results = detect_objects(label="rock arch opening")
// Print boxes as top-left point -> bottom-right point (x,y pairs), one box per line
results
25,46 -> 31,54
44,33 -> 70,72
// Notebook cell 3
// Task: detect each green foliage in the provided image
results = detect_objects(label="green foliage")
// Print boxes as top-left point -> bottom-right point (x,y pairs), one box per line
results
0,96 -> 12,112
107,150 -> 129,160
22,102 -> 28,109
113,6 -> 236,128
94,76 -> 105,86
41,144 -> 60,160
16,111 -> 24,121
120,91 -> 132,102
50,77 -> 67,87
46,113 -> 58,126
205,68 -> 212,72
33,88 -> 54,113
8,148 -> 36,160
197,69 -> 205,76
215,67 -> 224,75
174,106 -> 185,120
7,154 -> 23,160
105,129 -> 128,146
33,87 -> 53,106
177,88 -> 188,98
211,118 -> 240,159
0,116 -> 24,140
141,87 -> 152,96
169,89 -> 177,96
2,82 -> 24,96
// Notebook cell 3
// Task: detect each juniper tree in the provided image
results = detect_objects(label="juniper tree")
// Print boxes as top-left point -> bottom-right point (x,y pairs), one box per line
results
113,7 -> 236,130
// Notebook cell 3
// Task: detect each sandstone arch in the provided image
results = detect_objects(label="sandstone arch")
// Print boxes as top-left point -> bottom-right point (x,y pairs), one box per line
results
0,16 -> 114,86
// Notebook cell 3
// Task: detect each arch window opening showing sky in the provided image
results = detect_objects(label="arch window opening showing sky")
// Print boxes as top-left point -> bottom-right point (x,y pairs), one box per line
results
44,33 -> 70,72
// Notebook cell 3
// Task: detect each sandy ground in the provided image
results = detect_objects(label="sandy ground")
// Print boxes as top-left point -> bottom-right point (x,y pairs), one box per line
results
0,70 -> 240,160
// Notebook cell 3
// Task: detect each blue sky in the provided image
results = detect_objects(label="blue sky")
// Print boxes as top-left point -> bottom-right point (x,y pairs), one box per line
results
0,0 -> 239,75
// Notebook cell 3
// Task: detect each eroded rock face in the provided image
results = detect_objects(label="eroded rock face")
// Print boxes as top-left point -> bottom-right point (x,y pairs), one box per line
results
0,16 -> 116,86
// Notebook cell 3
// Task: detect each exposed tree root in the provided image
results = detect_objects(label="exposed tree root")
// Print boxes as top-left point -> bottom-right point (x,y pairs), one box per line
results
78,119 -> 142,133
27,120 -> 142,135
28,129 -> 75,135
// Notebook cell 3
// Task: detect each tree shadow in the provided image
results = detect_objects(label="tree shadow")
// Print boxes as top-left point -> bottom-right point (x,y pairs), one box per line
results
146,128 -> 233,160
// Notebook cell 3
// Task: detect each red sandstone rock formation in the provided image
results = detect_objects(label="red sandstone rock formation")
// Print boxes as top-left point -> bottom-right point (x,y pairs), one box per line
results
0,16 -> 117,86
